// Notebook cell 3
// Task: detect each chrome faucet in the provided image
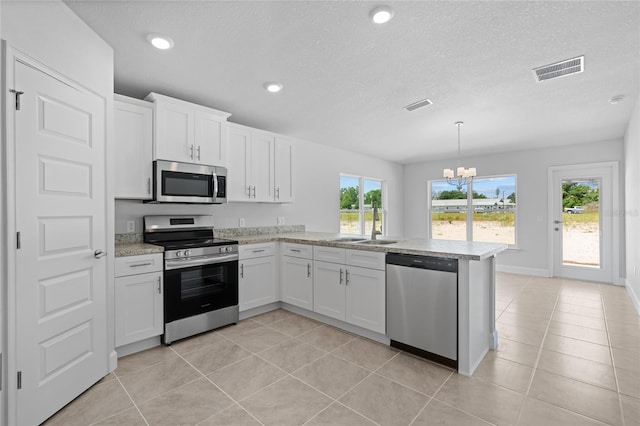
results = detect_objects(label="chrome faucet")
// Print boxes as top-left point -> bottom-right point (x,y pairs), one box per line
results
371,204 -> 381,240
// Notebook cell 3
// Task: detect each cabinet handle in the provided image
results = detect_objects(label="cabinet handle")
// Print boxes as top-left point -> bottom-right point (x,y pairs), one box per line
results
276,187 -> 280,199
346,269 -> 350,286
252,186 -> 256,198
197,145 -> 201,161
247,185 -> 252,198
290,249 -> 301,253
190,145 -> 194,159
130,262 -> 152,268
307,263 -> 311,278
340,268 -> 343,285
252,249 -> 265,253
157,276 -> 161,294
147,178 -> 151,194
240,264 -> 244,278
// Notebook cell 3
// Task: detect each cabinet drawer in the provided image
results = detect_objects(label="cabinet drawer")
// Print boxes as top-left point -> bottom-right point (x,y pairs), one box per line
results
239,242 -> 276,259
115,253 -> 163,277
346,249 -> 386,271
313,246 -> 346,264
281,242 -> 312,259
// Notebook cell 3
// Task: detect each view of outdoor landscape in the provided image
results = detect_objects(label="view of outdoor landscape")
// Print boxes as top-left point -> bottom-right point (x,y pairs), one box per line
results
340,176 -> 383,235
561,179 -> 600,267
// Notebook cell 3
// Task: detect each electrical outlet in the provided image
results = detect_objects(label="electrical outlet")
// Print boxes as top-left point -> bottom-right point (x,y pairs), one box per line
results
277,217 -> 285,226
239,218 -> 245,228
126,221 -> 135,233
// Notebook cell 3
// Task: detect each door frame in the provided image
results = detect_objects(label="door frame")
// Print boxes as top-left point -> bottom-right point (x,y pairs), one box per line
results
547,161 -> 620,284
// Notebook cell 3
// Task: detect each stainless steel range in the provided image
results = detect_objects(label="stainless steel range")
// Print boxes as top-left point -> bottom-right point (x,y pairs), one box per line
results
144,215 -> 239,344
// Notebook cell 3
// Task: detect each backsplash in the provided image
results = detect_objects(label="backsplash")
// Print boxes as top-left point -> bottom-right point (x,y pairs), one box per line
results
216,225 -> 305,238
115,233 -> 143,244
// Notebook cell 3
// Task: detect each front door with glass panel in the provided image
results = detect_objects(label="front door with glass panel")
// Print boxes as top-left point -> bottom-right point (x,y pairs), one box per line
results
550,163 -> 617,283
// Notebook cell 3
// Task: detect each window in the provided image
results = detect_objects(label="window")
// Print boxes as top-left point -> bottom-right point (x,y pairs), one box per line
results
340,175 -> 385,235
429,175 -> 516,245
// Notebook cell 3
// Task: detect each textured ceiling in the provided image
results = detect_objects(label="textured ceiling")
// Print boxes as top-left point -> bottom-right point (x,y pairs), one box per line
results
63,0 -> 640,164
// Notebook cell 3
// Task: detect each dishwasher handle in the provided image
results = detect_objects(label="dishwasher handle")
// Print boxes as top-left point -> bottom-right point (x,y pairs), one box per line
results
386,253 -> 458,273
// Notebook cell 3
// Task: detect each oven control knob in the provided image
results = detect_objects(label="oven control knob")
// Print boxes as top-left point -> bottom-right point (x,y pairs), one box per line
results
176,251 -> 183,258
184,249 -> 191,257
222,246 -> 229,253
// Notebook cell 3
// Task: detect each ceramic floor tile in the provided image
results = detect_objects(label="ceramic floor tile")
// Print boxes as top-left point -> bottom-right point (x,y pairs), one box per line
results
376,352 -> 452,396
114,345 -> 179,377
612,347 -> 640,373
217,318 -> 263,338
138,378 -> 234,426
170,330 -> 224,355
197,404 -> 261,426
240,376 -> 332,426
496,322 -> 546,347
547,320 -> 609,346
268,314 -> 322,337
473,355 -> 534,393
558,295 -> 605,309
552,310 -> 606,331
556,302 -> 604,319
528,369 -> 622,426
182,338 -> 252,374
44,379 -> 133,426
208,355 -> 286,400
609,331 -> 640,353
119,357 -> 201,404
616,367 -> 640,399
434,374 -> 524,426
296,324 -> 356,351
340,373 -> 428,426
293,354 -> 370,399
606,319 -> 640,338
259,338 -> 326,372
229,326 -> 290,353
543,334 -> 612,365
494,337 -> 540,367
497,311 -> 549,332
331,337 -> 398,370
620,394 -> 640,426
93,407 -> 147,426
412,399 -> 493,426
251,308 -> 294,325
537,349 -> 616,390
306,403 -> 376,426
516,397 -> 608,426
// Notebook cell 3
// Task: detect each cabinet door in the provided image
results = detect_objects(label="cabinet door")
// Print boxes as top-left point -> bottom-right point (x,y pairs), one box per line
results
194,110 -> 226,166
345,266 -> 386,334
154,101 -> 194,162
114,98 -> 153,199
227,125 -> 252,201
313,261 -> 345,321
115,272 -> 163,347
274,137 -> 294,203
250,131 -> 274,202
239,256 -> 278,311
281,256 -> 313,310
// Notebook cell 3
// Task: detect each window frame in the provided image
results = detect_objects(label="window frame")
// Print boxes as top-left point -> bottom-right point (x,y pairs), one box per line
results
340,173 -> 387,236
427,173 -> 518,247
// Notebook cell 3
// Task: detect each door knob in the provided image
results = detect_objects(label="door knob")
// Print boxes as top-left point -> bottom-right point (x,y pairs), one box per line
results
554,220 -> 563,224
94,250 -> 107,259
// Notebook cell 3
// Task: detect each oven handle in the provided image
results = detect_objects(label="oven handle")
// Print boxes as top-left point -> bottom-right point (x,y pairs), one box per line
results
165,253 -> 238,270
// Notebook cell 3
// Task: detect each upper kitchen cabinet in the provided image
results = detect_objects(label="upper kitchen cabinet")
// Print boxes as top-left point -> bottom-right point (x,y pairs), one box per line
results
227,123 -> 294,203
114,94 -> 153,199
145,92 -> 231,166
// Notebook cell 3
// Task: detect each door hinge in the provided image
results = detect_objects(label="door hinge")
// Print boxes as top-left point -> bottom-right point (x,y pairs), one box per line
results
16,231 -> 21,249
17,371 -> 22,389
9,89 -> 24,110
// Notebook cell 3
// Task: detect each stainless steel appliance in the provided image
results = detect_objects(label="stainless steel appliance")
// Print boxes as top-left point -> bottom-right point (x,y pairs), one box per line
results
144,215 -> 239,344
386,253 -> 458,368
151,160 -> 227,204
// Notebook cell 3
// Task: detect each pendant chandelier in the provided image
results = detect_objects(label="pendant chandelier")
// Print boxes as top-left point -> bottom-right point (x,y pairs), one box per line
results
443,121 -> 476,190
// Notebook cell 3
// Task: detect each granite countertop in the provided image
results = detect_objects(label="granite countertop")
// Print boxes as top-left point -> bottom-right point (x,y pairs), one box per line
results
114,242 -> 164,257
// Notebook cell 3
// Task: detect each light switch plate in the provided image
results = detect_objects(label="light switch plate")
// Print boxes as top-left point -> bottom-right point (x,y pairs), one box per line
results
239,218 -> 245,228
277,217 -> 285,225
126,221 -> 135,233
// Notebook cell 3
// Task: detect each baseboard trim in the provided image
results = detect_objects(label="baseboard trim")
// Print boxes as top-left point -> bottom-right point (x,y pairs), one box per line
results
624,279 -> 640,316
495,265 -> 549,277
116,336 -> 161,358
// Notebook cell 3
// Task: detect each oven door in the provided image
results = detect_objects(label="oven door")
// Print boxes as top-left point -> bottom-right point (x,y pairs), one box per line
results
154,160 -> 216,203
164,258 -> 238,323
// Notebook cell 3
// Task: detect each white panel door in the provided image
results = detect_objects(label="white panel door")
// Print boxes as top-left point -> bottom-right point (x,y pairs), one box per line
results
281,256 -> 313,310
227,125 -> 252,201
250,132 -> 274,202
345,266 -> 386,333
194,110 -> 225,166
313,261 -> 345,321
274,137 -> 294,203
13,59 -> 108,425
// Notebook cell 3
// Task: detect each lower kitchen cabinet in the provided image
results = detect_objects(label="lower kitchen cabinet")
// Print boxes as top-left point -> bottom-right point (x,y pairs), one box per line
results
313,261 -> 346,320
344,265 -> 386,333
281,243 -> 313,310
115,254 -> 164,347
239,243 -> 278,312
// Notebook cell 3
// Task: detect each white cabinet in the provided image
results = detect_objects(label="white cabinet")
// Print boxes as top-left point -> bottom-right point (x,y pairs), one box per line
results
239,243 -> 278,311
145,92 -> 230,166
312,246 -> 386,333
227,123 -> 294,203
113,95 -> 153,199
281,243 -> 313,310
114,253 -> 164,347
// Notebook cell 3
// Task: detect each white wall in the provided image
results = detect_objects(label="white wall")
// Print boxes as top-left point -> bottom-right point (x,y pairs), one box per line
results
624,91 -> 640,311
116,135 -> 404,236
403,140 -> 625,276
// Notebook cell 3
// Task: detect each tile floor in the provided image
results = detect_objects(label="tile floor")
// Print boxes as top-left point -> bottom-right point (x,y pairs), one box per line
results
44,273 -> 640,426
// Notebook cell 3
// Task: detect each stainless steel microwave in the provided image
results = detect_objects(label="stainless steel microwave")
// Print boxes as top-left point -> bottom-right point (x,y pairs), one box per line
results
151,160 -> 227,204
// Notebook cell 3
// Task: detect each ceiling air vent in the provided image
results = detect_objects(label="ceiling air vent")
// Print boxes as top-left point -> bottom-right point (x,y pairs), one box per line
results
404,98 -> 433,112
532,56 -> 584,82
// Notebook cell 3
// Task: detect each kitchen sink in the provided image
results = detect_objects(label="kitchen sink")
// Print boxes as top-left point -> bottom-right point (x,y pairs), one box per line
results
326,237 -> 369,242
355,240 -> 398,245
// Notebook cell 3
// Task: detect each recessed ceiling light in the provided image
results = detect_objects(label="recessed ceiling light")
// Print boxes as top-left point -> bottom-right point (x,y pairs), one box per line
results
370,6 -> 394,24
147,34 -> 174,50
264,82 -> 283,93
609,95 -> 625,104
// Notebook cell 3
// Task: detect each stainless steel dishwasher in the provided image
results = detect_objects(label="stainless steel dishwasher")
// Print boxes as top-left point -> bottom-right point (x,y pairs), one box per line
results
386,253 -> 458,368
